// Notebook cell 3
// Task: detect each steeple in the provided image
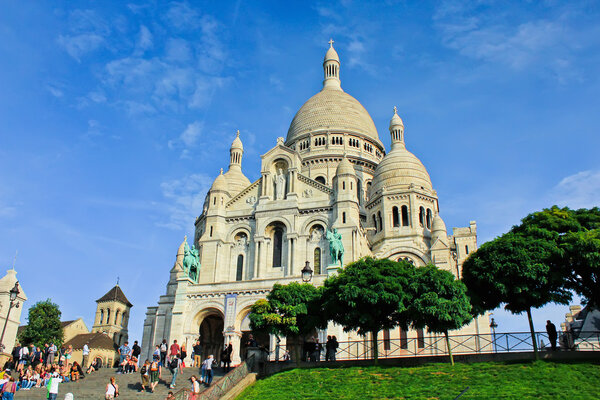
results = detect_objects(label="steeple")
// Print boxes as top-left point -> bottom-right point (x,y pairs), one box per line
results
229,130 -> 244,169
323,39 -> 341,91
389,106 -> 405,149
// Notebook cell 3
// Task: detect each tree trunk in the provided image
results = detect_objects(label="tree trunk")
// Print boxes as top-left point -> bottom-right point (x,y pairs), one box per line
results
444,331 -> 455,366
526,307 -> 539,360
372,330 -> 379,365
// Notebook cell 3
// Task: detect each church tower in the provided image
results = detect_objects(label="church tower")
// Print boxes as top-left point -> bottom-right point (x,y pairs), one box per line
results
92,284 -> 132,346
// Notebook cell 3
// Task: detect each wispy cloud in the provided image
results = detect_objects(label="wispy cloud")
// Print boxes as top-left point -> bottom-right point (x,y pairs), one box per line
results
158,173 -> 213,231
550,169 -> 600,209
57,9 -> 110,62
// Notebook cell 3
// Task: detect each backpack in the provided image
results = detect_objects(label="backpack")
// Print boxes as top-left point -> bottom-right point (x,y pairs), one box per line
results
169,358 -> 178,370
140,365 -> 147,375
150,362 -> 158,371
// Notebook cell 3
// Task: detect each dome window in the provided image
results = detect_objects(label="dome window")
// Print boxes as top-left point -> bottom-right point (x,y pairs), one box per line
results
315,176 -> 326,185
392,207 -> 400,228
426,209 -> 432,229
401,205 -> 409,226
419,207 -> 425,227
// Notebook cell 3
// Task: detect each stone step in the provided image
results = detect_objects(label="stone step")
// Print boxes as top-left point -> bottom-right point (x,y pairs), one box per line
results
13,367 -> 225,400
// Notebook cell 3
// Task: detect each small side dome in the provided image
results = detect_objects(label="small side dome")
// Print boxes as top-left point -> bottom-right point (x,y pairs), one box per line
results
336,155 -> 355,176
431,214 -> 447,241
324,40 -> 340,63
389,106 -> 404,130
210,169 -> 229,193
177,236 -> 187,257
231,130 -> 243,151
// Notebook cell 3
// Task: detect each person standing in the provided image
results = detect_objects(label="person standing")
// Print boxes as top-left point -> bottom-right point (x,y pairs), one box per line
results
139,360 -> 150,392
193,341 -> 202,368
47,343 -> 57,367
82,343 -> 90,370
104,376 -> 119,399
221,344 -> 232,373
131,341 -> 141,368
546,320 -> 558,351
118,342 -> 131,366
169,340 -> 180,363
149,356 -> 161,393
160,340 -> 168,366
168,354 -> 182,389
180,343 -> 187,368
47,372 -> 63,400
202,355 -> 214,387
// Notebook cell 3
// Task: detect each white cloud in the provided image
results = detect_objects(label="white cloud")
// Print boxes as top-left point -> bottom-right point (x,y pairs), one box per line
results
165,2 -> 200,30
551,170 -> 600,209
180,121 -> 203,146
136,25 -> 153,53
58,33 -> 105,62
46,84 -> 64,98
158,173 -> 213,231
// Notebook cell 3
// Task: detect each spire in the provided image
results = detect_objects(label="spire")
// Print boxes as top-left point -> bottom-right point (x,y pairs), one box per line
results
229,130 -> 243,169
323,39 -> 341,91
389,106 -> 405,149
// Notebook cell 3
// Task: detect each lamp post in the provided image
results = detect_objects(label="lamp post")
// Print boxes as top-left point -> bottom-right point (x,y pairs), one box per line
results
301,261 -> 313,282
0,282 -> 20,353
490,317 -> 498,353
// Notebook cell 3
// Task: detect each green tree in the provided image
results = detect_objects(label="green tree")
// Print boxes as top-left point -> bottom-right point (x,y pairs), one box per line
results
408,265 -> 472,366
19,299 -> 63,347
462,232 -> 571,359
516,206 -> 600,308
249,282 -> 322,363
321,257 -> 415,364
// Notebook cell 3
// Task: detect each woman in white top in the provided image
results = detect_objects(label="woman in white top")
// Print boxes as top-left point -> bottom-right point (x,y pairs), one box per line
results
189,375 -> 201,400
105,376 -> 119,399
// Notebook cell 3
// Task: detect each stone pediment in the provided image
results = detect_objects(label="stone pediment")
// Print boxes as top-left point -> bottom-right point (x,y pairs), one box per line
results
431,236 -> 449,250
260,138 -> 302,172
226,179 -> 261,208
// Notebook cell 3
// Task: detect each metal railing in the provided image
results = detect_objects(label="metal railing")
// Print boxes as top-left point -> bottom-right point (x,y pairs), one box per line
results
267,331 -> 600,362
174,355 -> 255,400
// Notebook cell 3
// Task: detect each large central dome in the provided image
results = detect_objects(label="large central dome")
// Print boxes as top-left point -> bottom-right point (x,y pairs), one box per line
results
286,89 -> 381,144
285,41 -> 382,147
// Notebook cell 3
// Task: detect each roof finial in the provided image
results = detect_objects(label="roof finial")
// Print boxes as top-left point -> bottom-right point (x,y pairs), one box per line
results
12,250 -> 17,271
393,106 -> 398,115
236,130 -> 240,137
328,38 -> 334,47
220,168 -> 223,174
116,276 -> 120,286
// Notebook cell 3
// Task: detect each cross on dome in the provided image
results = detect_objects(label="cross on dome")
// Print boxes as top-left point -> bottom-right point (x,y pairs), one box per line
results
236,130 -> 240,137
393,106 -> 398,115
328,38 -> 334,47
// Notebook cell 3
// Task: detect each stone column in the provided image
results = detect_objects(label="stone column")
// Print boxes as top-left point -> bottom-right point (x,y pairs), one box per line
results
226,331 -> 243,366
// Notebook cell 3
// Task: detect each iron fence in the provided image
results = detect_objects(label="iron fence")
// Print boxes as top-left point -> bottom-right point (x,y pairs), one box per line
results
267,331 -> 600,362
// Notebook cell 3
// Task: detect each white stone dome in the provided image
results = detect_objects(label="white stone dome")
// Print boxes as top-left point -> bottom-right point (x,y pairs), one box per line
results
210,169 -> 229,193
324,45 -> 339,63
286,89 -> 381,145
371,146 -> 433,194
336,155 -> 355,176
224,168 -> 251,194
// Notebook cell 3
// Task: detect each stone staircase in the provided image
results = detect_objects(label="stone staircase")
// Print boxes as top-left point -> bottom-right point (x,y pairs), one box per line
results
13,367 -> 224,400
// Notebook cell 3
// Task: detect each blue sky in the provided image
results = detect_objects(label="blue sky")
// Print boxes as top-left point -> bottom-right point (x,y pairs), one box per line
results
1,1 -> 599,343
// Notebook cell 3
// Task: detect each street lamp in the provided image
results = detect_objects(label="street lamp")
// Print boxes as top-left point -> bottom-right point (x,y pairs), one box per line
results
490,317 -> 498,353
301,261 -> 313,282
0,282 -> 20,353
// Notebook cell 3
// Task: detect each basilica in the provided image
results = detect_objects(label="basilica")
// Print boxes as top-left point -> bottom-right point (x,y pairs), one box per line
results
142,42 -> 490,364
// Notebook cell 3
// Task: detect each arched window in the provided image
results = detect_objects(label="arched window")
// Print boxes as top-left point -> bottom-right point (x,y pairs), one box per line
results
210,226 -> 213,237
106,309 -> 111,325
315,176 -> 326,185
372,215 -> 378,232
342,181 -> 345,190
378,211 -> 383,232
100,309 -> 104,324
121,312 -> 127,327
115,310 -> 120,325
465,245 -> 469,255
314,247 -> 321,275
392,206 -> 400,227
401,205 -> 409,226
426,209 -> 432,229
419,207 -> 425,227
236,254 -> 244,281
342,212 -> 346,224
273,228 -> 283,268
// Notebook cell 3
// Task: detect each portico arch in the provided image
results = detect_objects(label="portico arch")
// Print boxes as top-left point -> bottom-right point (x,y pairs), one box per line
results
196,308 -> 225,362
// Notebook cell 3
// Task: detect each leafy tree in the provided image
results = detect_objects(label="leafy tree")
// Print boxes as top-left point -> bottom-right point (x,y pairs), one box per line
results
321,257 -> 415,364
249,282 -> 322,363
462,232 -> 571,359
408,265 -> 472,366
515,206 -> 600,308
19,299 -> 63,348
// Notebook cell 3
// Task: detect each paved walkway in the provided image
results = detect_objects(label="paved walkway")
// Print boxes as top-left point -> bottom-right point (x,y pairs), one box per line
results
12,367 -> 225,400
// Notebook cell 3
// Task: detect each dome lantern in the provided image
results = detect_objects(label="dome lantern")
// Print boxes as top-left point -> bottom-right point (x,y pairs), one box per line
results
389,106 -> 405,149
229,130 -> 244,169
323,39 -> 341,91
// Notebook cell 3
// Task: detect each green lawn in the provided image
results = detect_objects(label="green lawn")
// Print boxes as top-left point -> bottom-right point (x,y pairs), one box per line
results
237,360 -> 600,399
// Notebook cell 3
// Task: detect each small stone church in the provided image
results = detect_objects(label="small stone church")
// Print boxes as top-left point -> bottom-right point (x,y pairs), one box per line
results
142,42 -> 490,365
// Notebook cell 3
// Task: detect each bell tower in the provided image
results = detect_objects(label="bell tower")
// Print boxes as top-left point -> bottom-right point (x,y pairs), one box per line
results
91,283 -> 133,346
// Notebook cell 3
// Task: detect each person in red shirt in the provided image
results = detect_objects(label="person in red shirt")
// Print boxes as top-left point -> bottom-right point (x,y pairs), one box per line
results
169,340 -> 180,363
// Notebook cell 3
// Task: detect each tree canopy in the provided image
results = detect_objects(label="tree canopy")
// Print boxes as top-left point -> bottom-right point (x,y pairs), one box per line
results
408,266 -> 472,365
19,299 -> 63,348
321,257 -> 416,363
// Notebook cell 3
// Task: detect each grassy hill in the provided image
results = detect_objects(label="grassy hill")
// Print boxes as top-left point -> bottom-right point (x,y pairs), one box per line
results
237,360 -> 600,399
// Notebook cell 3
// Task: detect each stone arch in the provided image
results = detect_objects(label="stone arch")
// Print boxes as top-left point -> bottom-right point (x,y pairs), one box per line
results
386,250 -> 428,266
262,154 -> 295,174
301,215 -> 329,234
258,216 -> 292,235
184,304 -> 225,336
226,225 -> 252,243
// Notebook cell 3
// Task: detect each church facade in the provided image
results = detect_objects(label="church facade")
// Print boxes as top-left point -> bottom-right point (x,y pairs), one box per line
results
142,42 -> 490,364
